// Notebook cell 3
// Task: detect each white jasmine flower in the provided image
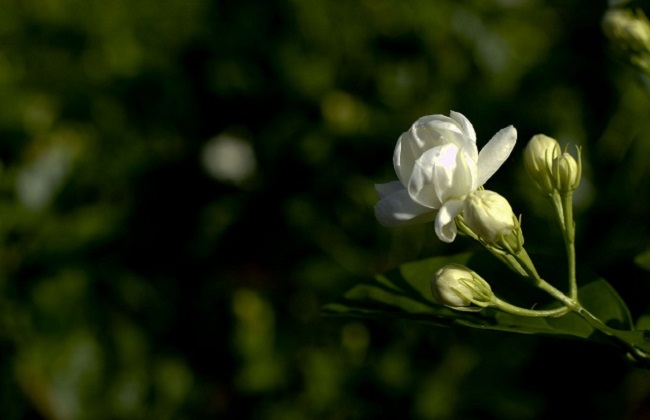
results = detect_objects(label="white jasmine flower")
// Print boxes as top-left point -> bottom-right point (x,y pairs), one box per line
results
375,111 -> 517,242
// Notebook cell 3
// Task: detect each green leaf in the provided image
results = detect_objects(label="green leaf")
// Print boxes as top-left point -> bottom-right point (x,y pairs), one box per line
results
577,275 -> 633,330
637,315 -> 650,330
324,252 -> 637,347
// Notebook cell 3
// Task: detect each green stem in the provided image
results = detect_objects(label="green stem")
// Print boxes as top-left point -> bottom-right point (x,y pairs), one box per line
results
573,306 -> 650,364
513,249 -> 650,361
494,298 -> 570,317
548,191 -> 577,299
456,209 -> 650,362
456,214 -> 576,310
550,191 -> 565,232
456,215 -> 528,277
561,192 -> 578,299
512,249 -> 580,311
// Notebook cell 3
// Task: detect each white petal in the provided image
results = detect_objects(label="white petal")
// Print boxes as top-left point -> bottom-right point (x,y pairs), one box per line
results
436,147 -> 476,202
408,144 -> 477,205
411,117 -> 477,157
408,144 -> 477,207
375,181 -> 403,199
434,198 -> 464,243
393,132 -> 416,186
476,125 -> 517,187
374,188 -> 435,227
408,120 -> 452,153
430,145 -> 461,204
407,145 -> 449,208
416,115 -> 463,136
450,111 -> 477,142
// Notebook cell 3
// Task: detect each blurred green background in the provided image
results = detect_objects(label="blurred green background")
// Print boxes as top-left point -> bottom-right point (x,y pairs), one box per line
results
3,0 -> 650,418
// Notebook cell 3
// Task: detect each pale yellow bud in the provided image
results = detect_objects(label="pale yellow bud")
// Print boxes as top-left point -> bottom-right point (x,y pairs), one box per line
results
463,190 -> 517,243
603,8 -> 650,53
603,8 -> 650,73
552,151 -> 581,192
523,134 -> 560,194
431,264 -> 493,311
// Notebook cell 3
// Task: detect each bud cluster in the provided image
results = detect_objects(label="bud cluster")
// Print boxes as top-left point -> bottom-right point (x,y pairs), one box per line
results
523,134 -> 581,194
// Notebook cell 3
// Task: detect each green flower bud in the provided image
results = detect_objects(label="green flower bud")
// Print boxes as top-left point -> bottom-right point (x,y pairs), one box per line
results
523,134 -> 560,194
431,264 -> 494,311
552,150 -> 581,193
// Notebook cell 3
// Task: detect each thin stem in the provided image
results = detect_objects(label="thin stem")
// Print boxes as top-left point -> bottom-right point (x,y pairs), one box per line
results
550,191 -> 565,232
510,247 -> 650,362
456,214 -> 576,309
561,192 -> 578,299
511,249 -> 580,311
452,194 -> 650,362
458,218 -> 578,313
546,191 -> 578,299
455,215 -> 528,277
494,298 -> 570,317
573,306 -> 650,363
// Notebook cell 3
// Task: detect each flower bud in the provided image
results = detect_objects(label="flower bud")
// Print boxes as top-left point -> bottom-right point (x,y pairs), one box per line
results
603,8 -> 650,73
431,264 -> 494,311
523,134 -> 560,193
463,190 -> 517,243
552,150 -> 581,192
603,9 -> 650,50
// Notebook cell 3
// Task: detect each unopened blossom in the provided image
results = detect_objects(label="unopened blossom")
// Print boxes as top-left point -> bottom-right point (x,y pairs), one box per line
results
431,264 -> 494,310
603,8 -> 650,52
374,112 -> 517,243
603,8 -> 650,72
523,134 -> 560,193
552,151 -> 581,192
463,190 -> 517,243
